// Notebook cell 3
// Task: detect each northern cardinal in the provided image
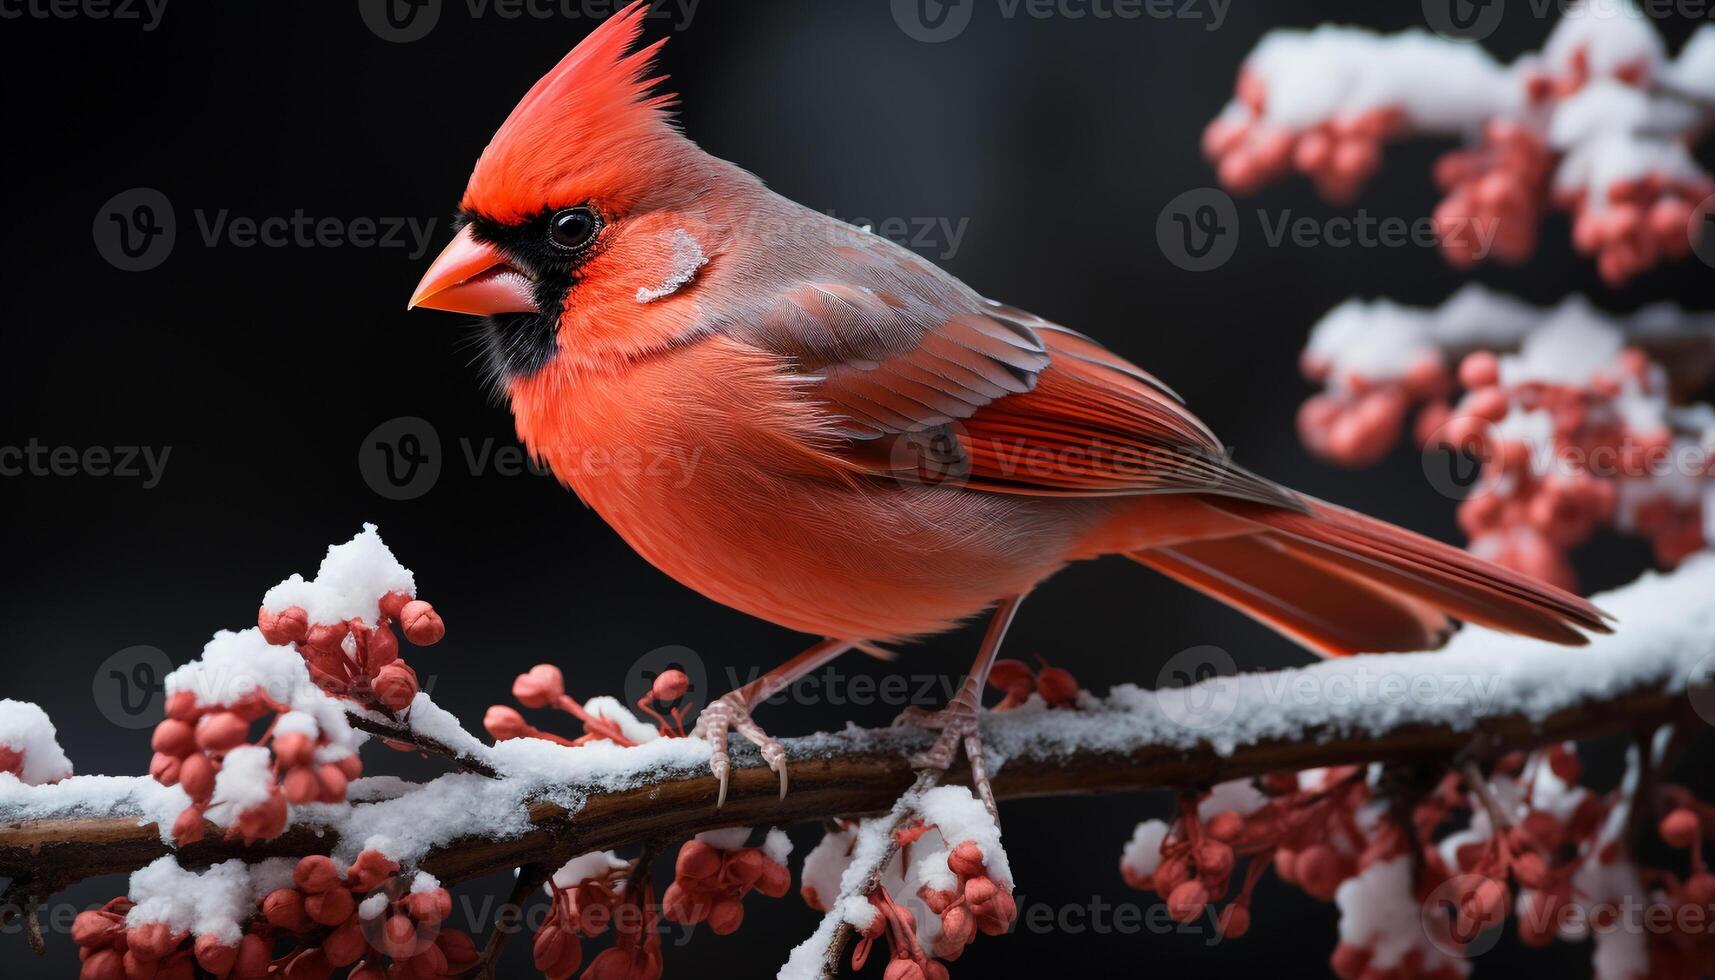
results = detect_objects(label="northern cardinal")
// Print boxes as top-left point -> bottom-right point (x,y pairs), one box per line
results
410,4 -> 1608,812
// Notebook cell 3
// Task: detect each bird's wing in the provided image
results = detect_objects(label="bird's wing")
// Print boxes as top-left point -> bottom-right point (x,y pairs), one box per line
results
715,240 -> 1294,507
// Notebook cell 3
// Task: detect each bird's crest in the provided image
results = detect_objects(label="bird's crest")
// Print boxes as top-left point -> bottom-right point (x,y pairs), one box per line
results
463,1 -> 678,221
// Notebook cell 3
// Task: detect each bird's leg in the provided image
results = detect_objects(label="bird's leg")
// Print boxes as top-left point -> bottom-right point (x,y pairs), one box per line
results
893,595 -> 1026,821
693,637 -> 854,809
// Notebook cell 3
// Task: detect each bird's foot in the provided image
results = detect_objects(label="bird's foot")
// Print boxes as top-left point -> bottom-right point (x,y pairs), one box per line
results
892,686 -> 998,822
692,691 -> 787,809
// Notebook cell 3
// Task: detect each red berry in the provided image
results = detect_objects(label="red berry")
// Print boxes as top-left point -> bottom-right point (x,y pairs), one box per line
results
293,856 -> 341,894
675,840 -> 722,881
1217,903 -> 1251,938
1661,808 -> 1702,848
263,888 -> 309,931
650,669 -> 689,702
1206,810 -> 1245,843
948,840 -> 986,879
399,600 -> 445,645
194,712 -> 249,752
1167,880 -> 1209,923
708,898 -> 744,936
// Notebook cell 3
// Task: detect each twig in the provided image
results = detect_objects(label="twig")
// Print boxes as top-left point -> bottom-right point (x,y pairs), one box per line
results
477,863 -> 552,980
817,769 -> 944,979
344,711 -> 499,779
1461,761 -> 1513,833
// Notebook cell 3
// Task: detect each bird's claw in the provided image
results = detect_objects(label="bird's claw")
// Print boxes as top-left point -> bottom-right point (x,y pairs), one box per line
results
890,705 -> 944,729
692,692 -> 788,809
893,697 -> 999,823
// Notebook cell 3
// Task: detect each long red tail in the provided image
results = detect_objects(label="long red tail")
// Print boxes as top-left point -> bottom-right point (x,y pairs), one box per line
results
1132,497 -> 1611,658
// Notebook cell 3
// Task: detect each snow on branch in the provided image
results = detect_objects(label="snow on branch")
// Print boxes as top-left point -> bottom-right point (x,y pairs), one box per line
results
1205,1 -> 1715,283
2,529 -> 1712,977
1296,284 -> 1715,590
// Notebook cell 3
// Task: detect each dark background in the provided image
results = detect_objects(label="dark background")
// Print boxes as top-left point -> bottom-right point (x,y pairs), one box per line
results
3,0 -> 1712,976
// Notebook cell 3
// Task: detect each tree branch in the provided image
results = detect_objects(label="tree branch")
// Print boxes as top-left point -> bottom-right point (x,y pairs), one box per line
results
0,672 -> 1696,899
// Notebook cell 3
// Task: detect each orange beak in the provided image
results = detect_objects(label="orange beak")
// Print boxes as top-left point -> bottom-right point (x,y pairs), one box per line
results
408,226 -> 538,314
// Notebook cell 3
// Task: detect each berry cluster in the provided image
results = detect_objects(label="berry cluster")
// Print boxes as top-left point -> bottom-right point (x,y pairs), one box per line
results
487,665 -> 691,748
533,851 -> 661,980
1440,346 -> 1706,590
74,898 -> 212,980
1296,291 -> 1713,590
258,591 -> 444,715
986,657 -> 1078,711
1205,10 -> 1715,284
1123,777 -> 1361,942
0,698 -> 74,786
150,690 -> 362,846
804,788 -> 1017,980
75,852 -> 476,980
1203,77 -> 1399,204
1432,120 -> 1554,269
661,830 -> 793,936
260,853 -> 476,980
1121,742 -> 1715,979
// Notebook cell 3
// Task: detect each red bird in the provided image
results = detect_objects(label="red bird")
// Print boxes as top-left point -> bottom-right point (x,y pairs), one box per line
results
409,4 -> 1607,812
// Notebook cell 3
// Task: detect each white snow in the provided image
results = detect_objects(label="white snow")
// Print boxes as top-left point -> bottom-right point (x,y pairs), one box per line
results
165,628 -> 356,759
1306,285 -> 1715,389
762,827 -> 793,866
6,555 -> 1706,879
0,700 -> 73,785
1541,0 -> 1664,79
1497,309 -> 1625,388
1243,27 -> 1516,132
261,523 -> 415,625
779,791 -> 925,980
1335,856 -> 1470,976
1199,778 -> 1269,819
3,521 -> 1712,980
125,856 -> 295,946
582,696 -> 662,745
1550,82 -> 1705,210
160,624 -> 361,836
798,826 -> 854,912
549,850 -> 629,890
918,785 -> 1012,889
205,745 -> 275,823
0,772 -> 188,836
378,692 -> 491,761
1120,820 -> 1170,879
1231,2 -> 1714,221
695,827 -> 752,851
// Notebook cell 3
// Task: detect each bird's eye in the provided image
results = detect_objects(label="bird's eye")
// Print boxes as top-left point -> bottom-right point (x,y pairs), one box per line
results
548,206 -> 601,253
